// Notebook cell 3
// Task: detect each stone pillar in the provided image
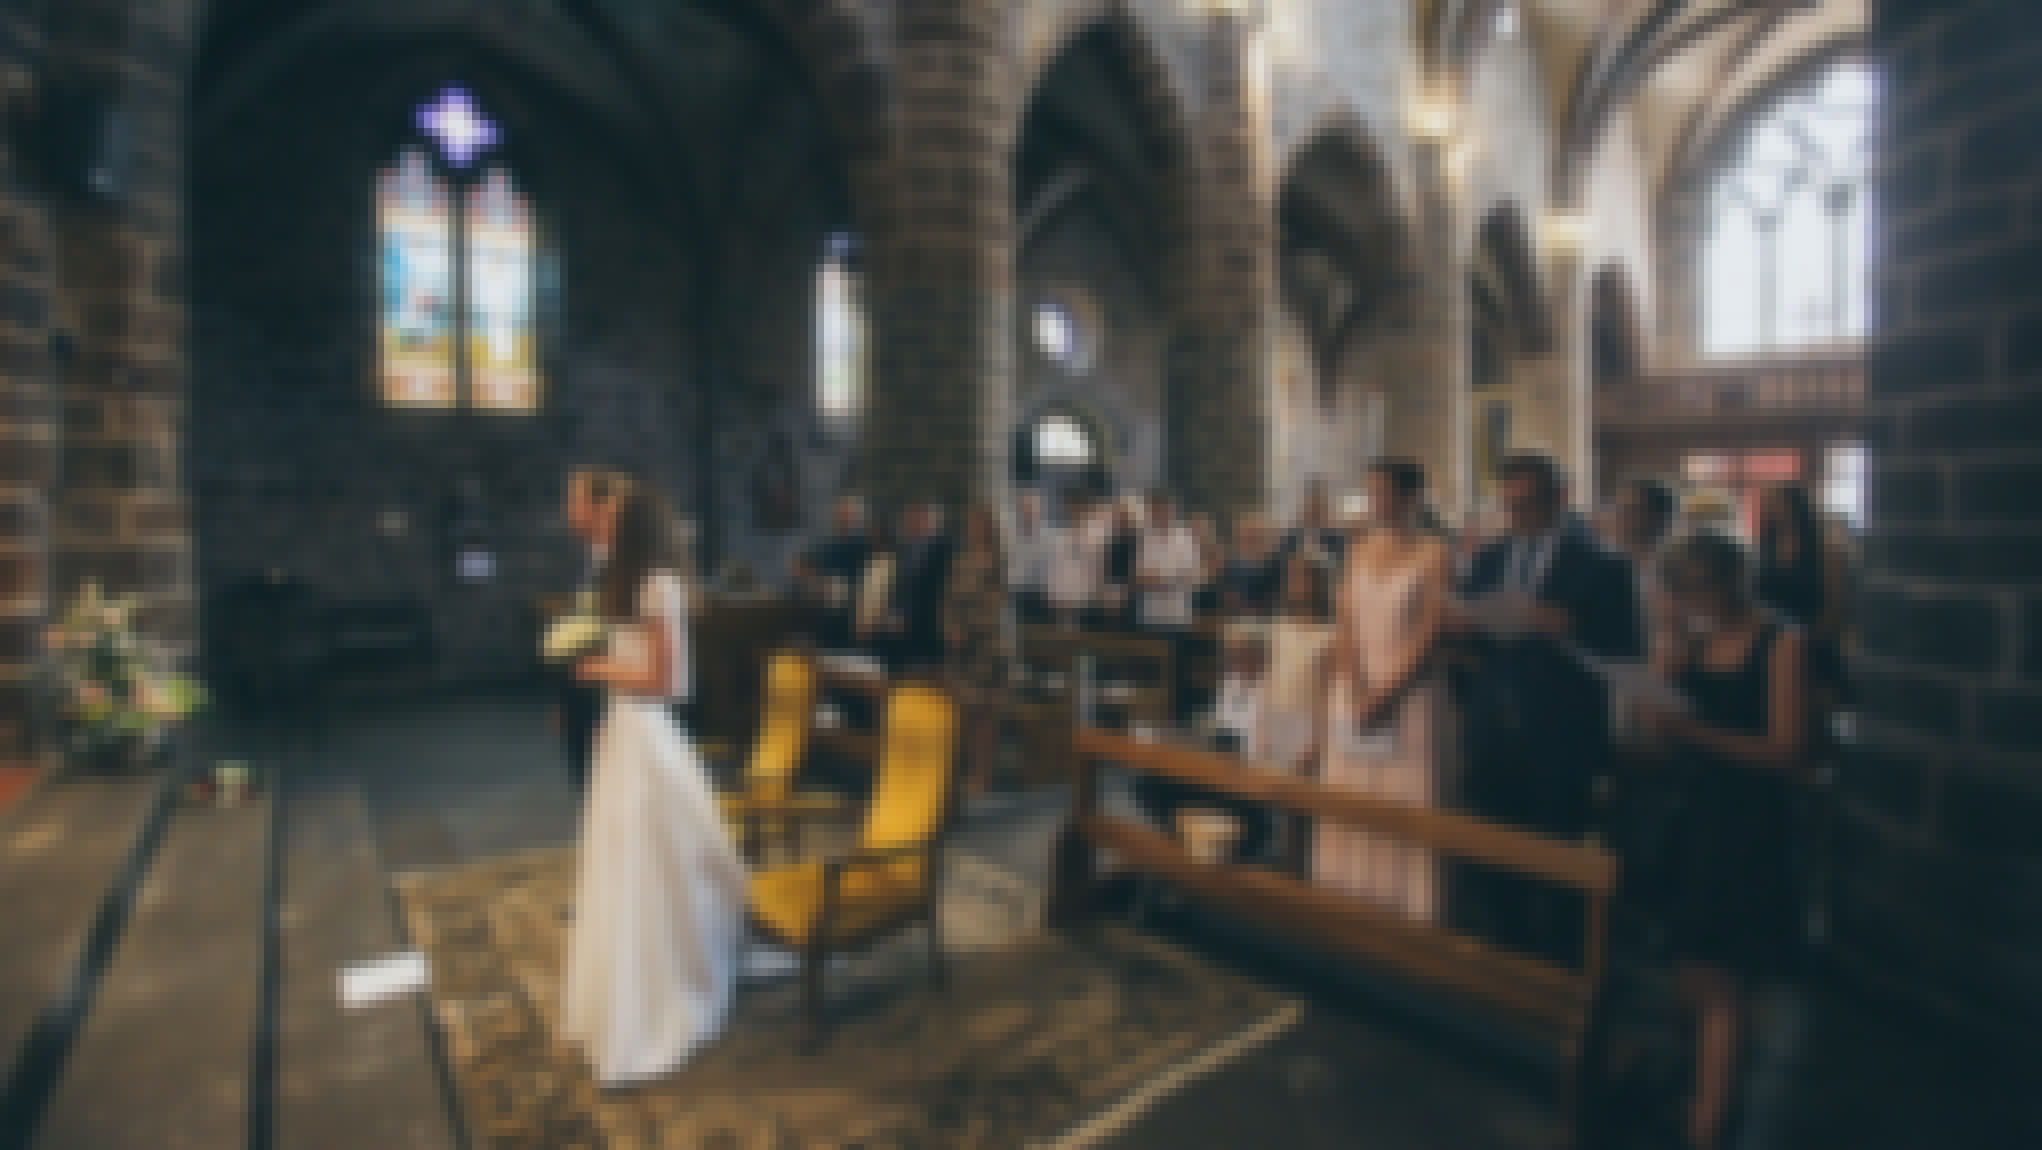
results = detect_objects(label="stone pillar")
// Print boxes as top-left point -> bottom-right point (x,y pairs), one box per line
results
860,0 -> 1015,515
1837,0 -> 2042,1034
0,13 -> 53,770
46,0 -> 197,659
1382,139 -> 1470,518
1656,186 -> 1706,367
1517,250 -> 1590,500
1168,10 -> 1272,521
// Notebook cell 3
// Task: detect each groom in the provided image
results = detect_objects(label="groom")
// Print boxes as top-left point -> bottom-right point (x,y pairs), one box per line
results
556,468 -> 623,794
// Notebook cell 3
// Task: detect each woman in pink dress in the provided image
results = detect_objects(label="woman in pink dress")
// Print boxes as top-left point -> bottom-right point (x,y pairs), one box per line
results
1313,459 -> 1453,922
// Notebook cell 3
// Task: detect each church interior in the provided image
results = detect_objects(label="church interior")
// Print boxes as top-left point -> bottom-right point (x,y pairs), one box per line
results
2,0 -> 2039,1147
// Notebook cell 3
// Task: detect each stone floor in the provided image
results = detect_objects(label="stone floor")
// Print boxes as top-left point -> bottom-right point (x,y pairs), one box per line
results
10,686 -> 2038,1150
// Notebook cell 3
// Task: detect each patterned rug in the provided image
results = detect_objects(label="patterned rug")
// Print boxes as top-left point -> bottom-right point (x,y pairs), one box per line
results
394,848 -> 1301,1150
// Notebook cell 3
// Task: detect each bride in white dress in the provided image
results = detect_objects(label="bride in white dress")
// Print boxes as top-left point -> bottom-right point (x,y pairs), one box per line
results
560,483 -> 747,1086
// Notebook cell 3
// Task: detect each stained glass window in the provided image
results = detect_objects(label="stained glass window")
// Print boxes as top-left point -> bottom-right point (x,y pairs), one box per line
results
467,168 -> 539,412
817,232 -> 865,421
1703,59 -> 1875,356
1033,412 -> 1096,467
379,148 -> 457,408
378,90 -> 544,413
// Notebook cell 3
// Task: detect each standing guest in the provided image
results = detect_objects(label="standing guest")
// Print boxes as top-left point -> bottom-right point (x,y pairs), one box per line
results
797,494 -> 870,649
1755,483 -> 1849,703
944,504 -> 1011,798
851,520 -> 901,667
1264,553 -> 1333,775
891,503 -> 956,673
1452,452 -> 1644,956
1218,512 -> 1283,619
1281,478 -> 1346,569
557,468 -> 624,795
1007,490 -> 1054,624
1316,459 -> 1453,921
1098,496 -> 1141,631
1134,492 -> 1203,633
1608,477 -> 1681,651
1640,532 -> 1808,1150
1045,492 -> 1100,628
1136,492 -> 1205,718
1187,511 -> 1227,618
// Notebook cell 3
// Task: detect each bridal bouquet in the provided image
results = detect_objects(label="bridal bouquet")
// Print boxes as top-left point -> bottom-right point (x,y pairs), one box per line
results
542,588 -> 610,664
42,580 -> 207,764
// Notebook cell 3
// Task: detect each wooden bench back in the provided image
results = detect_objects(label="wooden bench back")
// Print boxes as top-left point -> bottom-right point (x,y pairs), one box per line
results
1058,728 -> 1618,1049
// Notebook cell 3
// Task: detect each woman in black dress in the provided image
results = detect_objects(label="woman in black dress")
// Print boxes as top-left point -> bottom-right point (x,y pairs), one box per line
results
1755,483 -> 1848,700
1641,532 -> 1809,1150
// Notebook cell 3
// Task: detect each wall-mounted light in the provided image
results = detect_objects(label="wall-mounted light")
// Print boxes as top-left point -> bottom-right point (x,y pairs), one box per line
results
1543,211 -> 1591,254
1409,91 -> 1458,141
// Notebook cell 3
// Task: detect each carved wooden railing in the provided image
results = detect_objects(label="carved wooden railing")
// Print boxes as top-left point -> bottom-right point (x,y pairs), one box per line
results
1600,354 -> 1864,426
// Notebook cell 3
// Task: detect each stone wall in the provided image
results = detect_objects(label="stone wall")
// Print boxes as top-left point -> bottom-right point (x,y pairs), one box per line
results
1837,0 -> 2042,1035
0,10 -> 52,770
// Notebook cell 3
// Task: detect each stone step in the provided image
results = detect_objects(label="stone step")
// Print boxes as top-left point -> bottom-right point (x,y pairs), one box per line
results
0,770 -> 183,1138
274,778 -> 457,1150
32,795 -> 273,1150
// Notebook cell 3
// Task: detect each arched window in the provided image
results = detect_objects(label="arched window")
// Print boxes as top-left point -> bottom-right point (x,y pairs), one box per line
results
377,88 -> 543,412
816,231 -> 866,422
1703,59 -> 1875,357
1032,411 -> 1098,468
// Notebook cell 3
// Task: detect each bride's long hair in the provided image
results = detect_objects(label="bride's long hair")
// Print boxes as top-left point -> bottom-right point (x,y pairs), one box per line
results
598,480 -> 692,620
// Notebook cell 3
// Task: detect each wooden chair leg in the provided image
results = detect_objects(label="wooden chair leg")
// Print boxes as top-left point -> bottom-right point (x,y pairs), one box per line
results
926,911 -> 947,989
801,944 -> 827,1053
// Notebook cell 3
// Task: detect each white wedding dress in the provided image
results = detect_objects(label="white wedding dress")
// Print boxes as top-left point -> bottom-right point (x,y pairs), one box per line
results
560,571 -> 747,1085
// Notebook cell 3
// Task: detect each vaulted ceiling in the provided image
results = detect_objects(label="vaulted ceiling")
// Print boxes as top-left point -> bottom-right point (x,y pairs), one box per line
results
1431,0 -> 1867,200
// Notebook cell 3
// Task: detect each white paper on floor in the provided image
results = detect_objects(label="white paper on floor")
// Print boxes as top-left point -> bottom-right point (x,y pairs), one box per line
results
338,950 -> 432,1009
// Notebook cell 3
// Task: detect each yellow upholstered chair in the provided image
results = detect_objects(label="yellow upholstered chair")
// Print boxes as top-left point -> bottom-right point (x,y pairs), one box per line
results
746,681 -> 959,1048
719,650 -> 835,859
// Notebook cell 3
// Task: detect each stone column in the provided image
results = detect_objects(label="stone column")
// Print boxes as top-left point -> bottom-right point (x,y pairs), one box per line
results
1381,139 -> 1470,518
1166,10 -> 1273,521
1516,249 -> 1590,500
1837,0 -> 2042,1034
859,0 -> 1015,515
0,13 -> 53,770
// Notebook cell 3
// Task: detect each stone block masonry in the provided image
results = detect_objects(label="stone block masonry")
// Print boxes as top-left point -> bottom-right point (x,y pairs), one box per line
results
1837,0 -> 2042,1035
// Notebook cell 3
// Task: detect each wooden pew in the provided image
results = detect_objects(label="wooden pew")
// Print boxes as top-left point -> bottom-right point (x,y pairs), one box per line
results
811,657 -> 889,773
1051,729 -> 1619,1148
1009,627 -> 1177,785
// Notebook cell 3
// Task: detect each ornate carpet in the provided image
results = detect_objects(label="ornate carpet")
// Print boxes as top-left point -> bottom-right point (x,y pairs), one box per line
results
393,848 -> 1301,1150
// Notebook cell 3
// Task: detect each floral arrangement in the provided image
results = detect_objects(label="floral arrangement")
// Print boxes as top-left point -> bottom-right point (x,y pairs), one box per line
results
541,587 -> 610,664
42,580 -> 207,762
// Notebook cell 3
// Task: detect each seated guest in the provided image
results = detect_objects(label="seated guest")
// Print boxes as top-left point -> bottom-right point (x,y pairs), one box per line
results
1451,452 -> 1643,955
1280,478 -> 1346,569
798,494 -> 870,648
1136,629 -> 1276,864
944,504 -> 1010,797
1045,492 -> 1101,628
891,502 -> 955,673
1640,532 -> 1809,1150
1217,512 -> 1282,619
1007,489 -> 1054,624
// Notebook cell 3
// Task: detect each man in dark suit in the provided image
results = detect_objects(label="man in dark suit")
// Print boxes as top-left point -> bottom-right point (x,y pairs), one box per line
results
796,494 -> 870,650
554,468 -> 621,795
1452,452 -> 1644,961
888,502 -> 955,673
